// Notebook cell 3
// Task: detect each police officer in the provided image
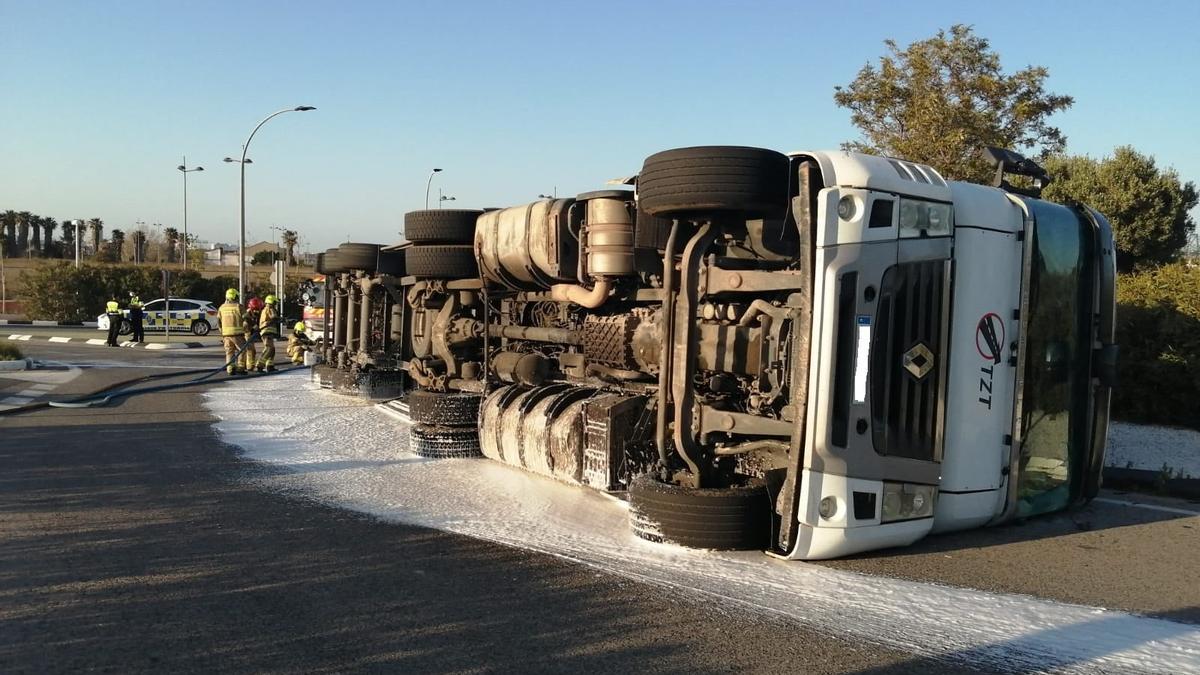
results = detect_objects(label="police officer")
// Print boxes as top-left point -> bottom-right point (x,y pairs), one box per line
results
104,298 -> 123,347
128,292 -> 145,343
218,288 -> 246,375
257,294 -> 281,372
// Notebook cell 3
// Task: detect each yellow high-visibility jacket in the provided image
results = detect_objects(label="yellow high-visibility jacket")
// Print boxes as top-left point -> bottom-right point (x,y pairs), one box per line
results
218,301 -> 243,337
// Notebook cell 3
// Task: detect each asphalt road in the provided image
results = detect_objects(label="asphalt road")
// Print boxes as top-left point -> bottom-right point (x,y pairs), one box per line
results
1,342 -> 964,674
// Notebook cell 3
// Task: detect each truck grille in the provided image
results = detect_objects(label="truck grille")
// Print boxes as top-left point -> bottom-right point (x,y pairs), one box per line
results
869,260 -> 948,461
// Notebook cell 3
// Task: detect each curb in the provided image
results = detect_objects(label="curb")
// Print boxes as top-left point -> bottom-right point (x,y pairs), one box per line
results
0,358 -> 32,371
1102,467 -> 1200,500
0,320 -> 98,327
5,334 -> 213,350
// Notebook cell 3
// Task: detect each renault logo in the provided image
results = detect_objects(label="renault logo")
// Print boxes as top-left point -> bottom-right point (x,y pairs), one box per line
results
903,343 -> 935,380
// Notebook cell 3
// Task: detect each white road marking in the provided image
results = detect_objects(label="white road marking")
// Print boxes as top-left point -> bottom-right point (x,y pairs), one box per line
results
1094,497 -> 1200,517
48,337 -> 72,343
205,372 -> 1200,675
15,389 -> 42,398
30,383 -> 54,391
7,335 -> 33,341
86,339 -> 108,345
0,396 -> 33,405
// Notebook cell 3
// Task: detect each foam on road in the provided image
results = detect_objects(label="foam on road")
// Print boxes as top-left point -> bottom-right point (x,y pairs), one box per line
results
204,371 -> 1200,674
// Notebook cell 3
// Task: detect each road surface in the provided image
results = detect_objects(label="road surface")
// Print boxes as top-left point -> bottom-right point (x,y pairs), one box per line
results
2,339 -> 1197,673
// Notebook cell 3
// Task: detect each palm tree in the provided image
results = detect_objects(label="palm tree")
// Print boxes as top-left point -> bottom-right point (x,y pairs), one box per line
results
281,229 -> 299,266
41,217 -> 58,255
1,211 -> 16,255
164,226 -> 180,263
60,219 -> 76,258
30,216 -> 43,255
88,218 -> 103,257
108,228 -> 126,263
16,212 -> 31,257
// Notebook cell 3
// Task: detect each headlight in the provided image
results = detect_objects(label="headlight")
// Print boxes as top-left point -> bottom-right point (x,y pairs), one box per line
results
881,482 -> 937,522
898,199 -> 952,238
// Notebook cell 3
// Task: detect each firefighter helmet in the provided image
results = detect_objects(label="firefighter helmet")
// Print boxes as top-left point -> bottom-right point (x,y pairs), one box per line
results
265,294 -> 278,305
247,297 -> 264,312
294,321 -> 306,333
225,288 -> 238,301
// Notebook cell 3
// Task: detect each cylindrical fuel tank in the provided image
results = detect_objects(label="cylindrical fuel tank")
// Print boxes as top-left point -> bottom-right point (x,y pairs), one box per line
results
475,199 -> 579,290
578,190 -> 635,277
479,383 -> 599,485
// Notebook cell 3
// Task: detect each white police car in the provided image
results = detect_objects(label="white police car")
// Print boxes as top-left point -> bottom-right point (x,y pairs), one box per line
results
96,298 -> 218,336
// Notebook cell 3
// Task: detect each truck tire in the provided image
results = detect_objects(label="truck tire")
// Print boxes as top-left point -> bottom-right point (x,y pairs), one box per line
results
628,474 -> 771,550
637,146 -> 790,218
410,423 -> 483,459
405,245 -> 478,279
404,209 -> 483,244
337,243 -> 381,272
408,389 -> 481,426
323,248 -> 348,274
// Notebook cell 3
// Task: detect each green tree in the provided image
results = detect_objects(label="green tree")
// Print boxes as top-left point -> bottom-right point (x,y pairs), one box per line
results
251,249 -> 276,266
834,25 -> 1074,184
1042,147 -> 1197,272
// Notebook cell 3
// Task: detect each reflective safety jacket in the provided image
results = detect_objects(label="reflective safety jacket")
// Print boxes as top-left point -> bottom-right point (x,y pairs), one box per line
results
219,301 -> 243,337
287,331 -> 313,350
105,300 -> 120,315
259,305 -> 280,336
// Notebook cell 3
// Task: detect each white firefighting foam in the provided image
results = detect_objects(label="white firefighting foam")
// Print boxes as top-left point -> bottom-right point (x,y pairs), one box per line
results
204,371 -> 1200,674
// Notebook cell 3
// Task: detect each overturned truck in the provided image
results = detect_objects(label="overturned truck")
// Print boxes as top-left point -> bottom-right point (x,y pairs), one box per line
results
314,146 -> 1117,559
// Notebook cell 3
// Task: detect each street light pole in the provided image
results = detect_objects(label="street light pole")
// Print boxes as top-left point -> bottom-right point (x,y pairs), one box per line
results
230,105 -> 316,300
73,219 -> 83,268
177,157 -> 204,270
425,168 -> 442,209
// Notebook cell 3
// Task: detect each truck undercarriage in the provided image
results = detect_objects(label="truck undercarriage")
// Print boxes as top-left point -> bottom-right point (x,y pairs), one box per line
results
311,145 -> 1117,559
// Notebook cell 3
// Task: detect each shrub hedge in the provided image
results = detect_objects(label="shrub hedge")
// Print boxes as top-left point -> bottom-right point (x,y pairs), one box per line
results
20,262 -> 302,324
0,342 -> 22,361
1113,263 -> 1200,430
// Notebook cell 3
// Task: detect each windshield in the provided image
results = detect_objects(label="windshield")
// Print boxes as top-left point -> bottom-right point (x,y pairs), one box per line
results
1016,201 -> 1095,517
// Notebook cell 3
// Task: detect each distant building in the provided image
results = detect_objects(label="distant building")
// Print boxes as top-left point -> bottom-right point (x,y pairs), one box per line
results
202,241 -> 282,266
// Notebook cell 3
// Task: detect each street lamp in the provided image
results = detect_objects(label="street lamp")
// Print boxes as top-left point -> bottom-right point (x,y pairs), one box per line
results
228,105 -> 316,300
439,188 -> 456,209
72,219 -> 84,268
425,168 -> 442,209
177,157 -> 204,269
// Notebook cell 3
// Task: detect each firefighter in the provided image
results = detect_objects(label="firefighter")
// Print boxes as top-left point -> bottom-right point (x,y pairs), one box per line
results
128,292 -> 145,343
104,298 -> 123,347
242,297 -> 263,373
257,293 -> 281,372
287,321 -> 313,364
218,288 -> 246,375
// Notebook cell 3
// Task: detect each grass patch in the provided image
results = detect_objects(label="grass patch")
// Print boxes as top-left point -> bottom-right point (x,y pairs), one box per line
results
0,342 -> 23,361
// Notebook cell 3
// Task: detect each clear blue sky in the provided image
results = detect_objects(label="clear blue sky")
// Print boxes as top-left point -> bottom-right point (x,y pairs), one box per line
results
2,0 -> 1197,252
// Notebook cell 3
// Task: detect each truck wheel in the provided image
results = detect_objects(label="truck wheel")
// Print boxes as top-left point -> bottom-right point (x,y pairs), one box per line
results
323,248 -> 348,274
337,243 -> 381,272
409,423 -> 483,459
408,389 -> 481,426
637,146 -> 790,218
404,209 -> 483,244
405,245 -> 478,279
628,473 -> 771,550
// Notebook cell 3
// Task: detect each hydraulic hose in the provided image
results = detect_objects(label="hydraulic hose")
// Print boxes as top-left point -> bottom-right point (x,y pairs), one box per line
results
0,332 -> 304,415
